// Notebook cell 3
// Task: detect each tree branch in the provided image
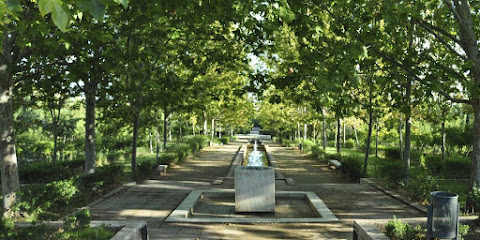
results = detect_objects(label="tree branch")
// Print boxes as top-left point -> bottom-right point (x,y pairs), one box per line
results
443,0 -> 461,23
438,90 -> 470,104
417,20 -> 467,60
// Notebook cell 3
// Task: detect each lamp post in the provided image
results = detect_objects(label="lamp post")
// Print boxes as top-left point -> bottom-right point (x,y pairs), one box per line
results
427,191 -> 459,240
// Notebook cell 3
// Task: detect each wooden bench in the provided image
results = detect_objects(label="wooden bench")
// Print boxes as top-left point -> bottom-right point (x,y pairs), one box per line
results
328,160 -> 342,170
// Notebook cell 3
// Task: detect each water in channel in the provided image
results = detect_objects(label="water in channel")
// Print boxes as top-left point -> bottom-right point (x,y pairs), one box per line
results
245,140 -> 268,166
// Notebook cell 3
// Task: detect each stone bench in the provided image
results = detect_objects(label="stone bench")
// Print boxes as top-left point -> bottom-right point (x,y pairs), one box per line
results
155,164 -> 168,175
328,160 -> 342,169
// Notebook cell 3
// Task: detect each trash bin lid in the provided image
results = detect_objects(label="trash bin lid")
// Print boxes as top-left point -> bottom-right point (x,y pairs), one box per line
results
431,191 -> 458,199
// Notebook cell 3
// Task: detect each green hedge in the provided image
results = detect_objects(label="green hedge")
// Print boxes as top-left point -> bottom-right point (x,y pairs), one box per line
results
157,153 -> 178,165
168,143 -> 190,163
184,135 -> 208,153
425,154 -> 470,179
341,155 -> 363,181
378,159 -> 407,187
310,145 -> 324,161
18,160 -> 84,184
219,136 -> 230,145
15,164 -> 124,220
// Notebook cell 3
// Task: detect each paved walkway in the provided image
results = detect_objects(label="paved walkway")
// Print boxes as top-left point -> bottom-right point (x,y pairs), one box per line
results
89,139 -> 423,239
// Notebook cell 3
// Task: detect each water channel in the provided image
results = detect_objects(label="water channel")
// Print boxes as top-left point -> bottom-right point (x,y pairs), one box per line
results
244,139 -> 269,166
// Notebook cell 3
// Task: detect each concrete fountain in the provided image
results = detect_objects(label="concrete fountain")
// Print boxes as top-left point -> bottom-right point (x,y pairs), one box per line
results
165,129 -> 338,223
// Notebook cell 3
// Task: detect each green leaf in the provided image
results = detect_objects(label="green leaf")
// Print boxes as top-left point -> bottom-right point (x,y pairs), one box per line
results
78,0 -> 106,19
0,2 -> 6,19
38,0 -> 70,31
6,0 -> 22,13
114,0 -> 128,8
89,0 -> 106,19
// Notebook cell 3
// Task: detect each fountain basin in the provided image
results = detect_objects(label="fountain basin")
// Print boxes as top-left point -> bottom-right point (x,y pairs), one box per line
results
165,190 -> 338,223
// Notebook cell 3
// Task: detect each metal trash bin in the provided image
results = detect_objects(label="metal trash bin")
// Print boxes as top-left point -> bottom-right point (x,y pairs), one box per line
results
427,191 -> 459,240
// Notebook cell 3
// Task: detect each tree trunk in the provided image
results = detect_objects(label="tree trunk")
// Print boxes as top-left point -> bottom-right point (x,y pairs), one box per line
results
304,123 -> 307,140
52,113 -> 58,165
149,130 -> 153,154
472,103 -> 480,188
84,81 -> 97,174
154,112 -> 161,160
403,77 -> 412,178
375,121 -> 379,158
451,0 -> 480,189
192,121 -> 196,136
163,109 -> 168,150
363,105 -> 374,177
322,109 -> 327,154
343,121 -> 346,147
441,120 -> 446,161
354,122 -> 360,149
313,122 -> 316,144
131,113 -> 139,179
336,118 -> 341,154
219,125 -> 222,139
211,118 -> 215,140
0,60 -> 20,217
399,116 -> 403,163
203,111 -> 208,135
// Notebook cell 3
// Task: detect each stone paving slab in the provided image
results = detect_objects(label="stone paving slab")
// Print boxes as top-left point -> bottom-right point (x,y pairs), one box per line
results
89,141 -> 424,239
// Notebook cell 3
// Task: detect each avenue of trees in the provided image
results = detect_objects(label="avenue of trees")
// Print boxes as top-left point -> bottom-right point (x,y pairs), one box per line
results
1,0 -> 480,217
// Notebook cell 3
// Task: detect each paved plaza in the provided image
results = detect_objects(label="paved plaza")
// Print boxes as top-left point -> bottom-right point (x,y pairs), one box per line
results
89,139 -> 422,239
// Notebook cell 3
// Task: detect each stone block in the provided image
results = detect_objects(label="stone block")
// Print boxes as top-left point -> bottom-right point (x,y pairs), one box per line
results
328,160 -> 342,168
156,165 -> 168,175
235,166 -> 275,212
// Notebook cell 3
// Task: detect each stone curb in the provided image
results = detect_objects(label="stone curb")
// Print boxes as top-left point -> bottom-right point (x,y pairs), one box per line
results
225,144 -> 246,178
264,145 -> 285,179
360,178 -> 427,214
165,189 -> 338,223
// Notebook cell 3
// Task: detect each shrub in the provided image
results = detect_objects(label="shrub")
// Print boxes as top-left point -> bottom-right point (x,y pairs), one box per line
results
341,155 -> 363,181
328,154 -> 341,160
310,145 -> 324,161
443,154 -> 470,179
344,139 -> 356,149
385,217 -> 424,240
425,155 -> 443,175
407,169 -> 439,202
157,153 -> 178,165
18,160 -> 84,184
64,209 -> 92,230
383,147 -> 402,160
15,178 -> 78,215
410,149 -> 422,163
378,159 -> 407,187
301,139 -> 315,151
77,164 -> 123,193
385,217 -> 408,239
219,136 -> 230,145
168,143 -> 190,163
106,151 -> 125,163
425,154 -> 470,179
135,161 -> 153,181
185,135 -> 208,153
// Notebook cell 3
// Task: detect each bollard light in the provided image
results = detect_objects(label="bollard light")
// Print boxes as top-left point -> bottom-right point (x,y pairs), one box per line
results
427,191 -> 459,240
